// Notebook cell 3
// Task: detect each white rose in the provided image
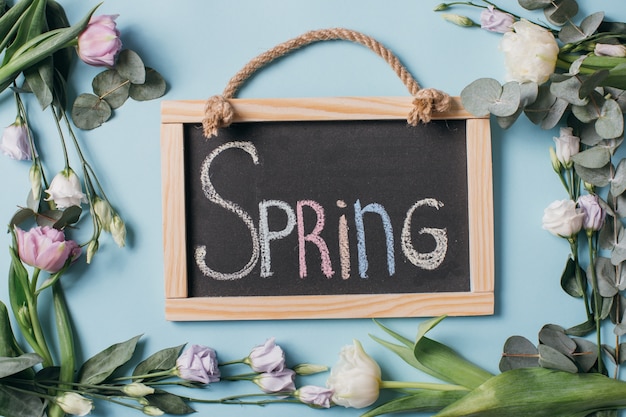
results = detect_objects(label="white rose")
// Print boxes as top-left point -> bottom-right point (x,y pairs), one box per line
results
499,19 -> 559,84
542,199 -> 584,238
44,168 -> 88,209
326,340 -> 381,408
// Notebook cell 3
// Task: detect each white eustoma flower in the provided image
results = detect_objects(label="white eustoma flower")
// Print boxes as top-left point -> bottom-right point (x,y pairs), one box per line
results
45,168 -> 87,209
542,199 -> 584,238
326,340 -> 381,408
500,19 -> 559,84
55,392 -> 93,416
553,127 -> 580,167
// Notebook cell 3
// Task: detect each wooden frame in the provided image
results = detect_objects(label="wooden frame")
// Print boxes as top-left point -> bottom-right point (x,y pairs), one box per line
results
161,96 -> 494,321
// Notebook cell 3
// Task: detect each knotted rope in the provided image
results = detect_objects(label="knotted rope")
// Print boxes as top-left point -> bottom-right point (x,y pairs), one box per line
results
202,28 -> 451,138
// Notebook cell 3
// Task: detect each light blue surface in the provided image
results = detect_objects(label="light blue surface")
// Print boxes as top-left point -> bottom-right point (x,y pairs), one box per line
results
1,1 -> 625,416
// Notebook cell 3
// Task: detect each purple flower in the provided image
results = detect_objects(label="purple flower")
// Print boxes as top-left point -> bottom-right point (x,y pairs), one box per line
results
480,5 -> 515,33
15,226 -> 81,273
176,344 -> 220,384
295,385 -> 334,408
245,337 -> 285,373
594,43 -> 626,57
0,119 -> 32,161
77,14 -> 122,67
253,369 -> 296,393
578,194 -> 605,232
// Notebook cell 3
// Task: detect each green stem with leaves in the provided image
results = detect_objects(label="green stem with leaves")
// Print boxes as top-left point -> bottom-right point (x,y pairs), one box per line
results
586,231 -> 604,374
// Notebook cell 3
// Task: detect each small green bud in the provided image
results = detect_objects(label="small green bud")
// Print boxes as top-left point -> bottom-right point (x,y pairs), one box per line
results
441,13 -> 477,27
93,197 -> 113,232
143,405 -> 164,416
549,147 -> 562,173
122,382 -> 155,397
110,215 -> 126,248
29,163 -> 41,201
294,363 -> 329,375
584,182 -> 595,193
86,239 -> 99,264
433,3 -> 449,11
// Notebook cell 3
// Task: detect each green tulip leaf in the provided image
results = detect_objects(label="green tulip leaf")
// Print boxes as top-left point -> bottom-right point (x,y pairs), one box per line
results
115,49 -> 145,84
361,390 -> 467,417
596,98 -> 624,139
92,69 -> 130,109
611,159 -> 626,196
460,78 -> 503,117
518,0 -> 552,10
538,344 -> 578,373
129,68 -> 167,101
499,336 -> 539,372
78,334 -> 142,385
571,146 -> 611,169
0,353 -> 42,378
145,392 -> 196,415
560,256 -> 584,298
0,385 -> 46,417
0,301 -> 25,358
550,75 -> 587,106
133,344 -> 185,379
23,56 -> 54,109
71,93 -> 112,130
544,0 -> 579,26
573,163 -> 611,187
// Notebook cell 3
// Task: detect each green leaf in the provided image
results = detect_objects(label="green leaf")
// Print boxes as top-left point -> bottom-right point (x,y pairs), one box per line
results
524,84 -> 555,124
0,301 -> 25,358
0,353 -> 43,378
596,98 -> 624,139
52,205 -> 82,229
572,337 -> 598,372
611,159 -> 626,197
574,163 -> 610,187
145,391 -> 195,415
571,146 -> 611,169
115,49 -> 146,84
550,75 -> 587,106
434,367 -> 626,417
593,257 -> 618,297
9,207 -> 36,227
543,0 -> 579,26
565,318 -> 595,337
518,0 -> 552,10
133,344 -> 185,378
71,93 -> 112,130
78,335 -> 142,385
611,228 -> 626,266
486,81 -> 520,117
560,256 -> 584,298
3,0 -> 46,64
460,78 -> 503,117
129,68 -> 167,101
92,69 -> 130,109
580,70 -> 609,99
361,390 -> 467,417
541,97 -> 568,129
538,344 -> 578,373
0,385 -> 46,417
0,0 -> 34,48
559,12 -> 603,43
23,55 -> 54,109
499,335 -> 539,371
538,325 -> 576,357
572,90 -> 604,123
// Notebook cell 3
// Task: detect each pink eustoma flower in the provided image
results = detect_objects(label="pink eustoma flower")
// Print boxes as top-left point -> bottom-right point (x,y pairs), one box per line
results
77,14 -> 122,67
245,337 -> 285,373
253,369 -> 296,393
15,226 -> 81,273
0,120 -> 32,160
176,344 -> 220,384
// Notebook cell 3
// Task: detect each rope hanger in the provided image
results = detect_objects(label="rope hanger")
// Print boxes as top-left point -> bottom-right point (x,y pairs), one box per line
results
202,28 -> 451,138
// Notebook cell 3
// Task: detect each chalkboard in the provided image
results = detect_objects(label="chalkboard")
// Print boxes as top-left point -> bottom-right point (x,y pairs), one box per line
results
161,97 -> 494,320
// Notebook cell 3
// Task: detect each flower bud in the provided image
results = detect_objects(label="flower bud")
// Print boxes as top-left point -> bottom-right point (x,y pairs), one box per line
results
123,382 -> 155,397
433,3 -> 450,11
549,147 -> 561,173
294,363 -> 329,376
55,392 -> 93,416
111,215 -> 127,247
594,43 -> 626,57
441,13 -> 477,27
553,127 -> 580,168
86,239 -> 99,264
480,5 -> 515,33
142,405 -> 164,416
0,117 -> 32,161
29,163 -> 42,201
94,197 -> 113,232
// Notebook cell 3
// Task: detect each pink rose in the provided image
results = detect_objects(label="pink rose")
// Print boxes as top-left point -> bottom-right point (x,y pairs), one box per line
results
176,344 -> 220,384
15,226 -> 81,273
77,14 -> 122,67
480,6 -> 515,33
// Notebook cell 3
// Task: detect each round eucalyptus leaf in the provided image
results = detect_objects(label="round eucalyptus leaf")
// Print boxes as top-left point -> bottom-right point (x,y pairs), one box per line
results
518,0 -> 552,10
538,324 -> 576,356
611,159 -> 626,197
572,337 -> 598,372
611,228 -> 626,266
129,68 -> 166,101
524,85 -> 556,125
519,82 -> 539,106
559,12 -> 604,43
537,344 -> 578,373
544,0 -> 579,26
92,69 -> 130,109
496,109 -> 522,129
487,81 -> 521,117
115,49 -> 146,84
9,207 -> 35,227
574,163 -> 611,187
596,98 -> 624,139
571,146 -> 611,169
550,75 -> 587,106
52,205 -> 82,229
592,257 -> 618,297
36,209 -> 64,228
460,78 -> 502,117
580,70 -> 609,99
605,87 -> 626,112
71,93 -> 113,130
541,97 -> 568,129
565,319 -> 595,337
499,336 -> 539,372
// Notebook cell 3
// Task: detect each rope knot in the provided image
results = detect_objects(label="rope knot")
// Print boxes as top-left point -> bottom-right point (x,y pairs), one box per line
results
202,95 -> 235,138
408,88 -> 451,125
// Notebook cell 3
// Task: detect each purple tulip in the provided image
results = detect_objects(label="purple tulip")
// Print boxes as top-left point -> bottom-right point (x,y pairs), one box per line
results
176,344 -> 220,384
253,369 -> 296,393
15,226 -> 81,273
77,14 -> 122,67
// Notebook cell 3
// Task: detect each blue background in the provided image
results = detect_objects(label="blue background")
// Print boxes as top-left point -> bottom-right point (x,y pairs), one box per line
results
1,1 -> 625,416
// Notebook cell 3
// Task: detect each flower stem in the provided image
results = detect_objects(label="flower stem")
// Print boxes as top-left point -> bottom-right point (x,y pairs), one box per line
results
380,380 -> 469,391
587,232 -> 604,374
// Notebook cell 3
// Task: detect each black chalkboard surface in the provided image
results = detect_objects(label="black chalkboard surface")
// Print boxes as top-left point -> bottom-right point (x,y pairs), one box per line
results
185,119 -> 469,297
161,97 -> 494,320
